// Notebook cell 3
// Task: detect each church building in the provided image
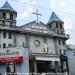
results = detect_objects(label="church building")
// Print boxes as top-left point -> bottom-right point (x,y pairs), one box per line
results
0,1 -> 70,75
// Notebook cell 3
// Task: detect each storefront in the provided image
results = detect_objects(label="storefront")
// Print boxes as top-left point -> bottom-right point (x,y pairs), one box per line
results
29,54 -> 61,74
0,47 -> 29,75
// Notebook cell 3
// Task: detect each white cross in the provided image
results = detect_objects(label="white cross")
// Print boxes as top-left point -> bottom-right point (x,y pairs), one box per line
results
33,9 -> 42,23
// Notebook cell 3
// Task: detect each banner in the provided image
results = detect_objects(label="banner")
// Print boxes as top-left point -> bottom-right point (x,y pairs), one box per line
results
0,47 -> 24,63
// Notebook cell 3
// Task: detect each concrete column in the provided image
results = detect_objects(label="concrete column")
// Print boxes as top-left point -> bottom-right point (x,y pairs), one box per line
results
55,61 -> 58,74
51,61 -> 55,72
58,23 -> 60,29
54,38 -> 58,54
0,31 -> 1,48
14,33 -> 16,47
25,35 -> 30,47
34,60 -> 37,75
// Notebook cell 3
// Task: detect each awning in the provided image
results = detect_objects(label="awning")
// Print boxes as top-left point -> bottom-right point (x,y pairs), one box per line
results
36,56 -> 60,61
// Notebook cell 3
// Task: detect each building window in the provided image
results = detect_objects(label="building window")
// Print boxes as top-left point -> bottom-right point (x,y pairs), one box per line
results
5,22 -> 10,26
44,38 -> 47,44
61,31 -> 64,34
58,40 -> 61,45
0,12 -> 2,18
44,48 -> 45,52
2,20 -> 5,25
62,40 -> 65,46
8,32 -> 12,39
49,25 -> 52,28
3,43 -> 6,48
23,42 -> 25,47
47,47 -> 48,53
6,62 -> 15,73
6,65 -> 11,73
3,31 -> 6,38
8,44 -> 12,47
60,24 -> 62,29
57,30 -> 60,34
10,22 -> 16,27
63,49 -> 65,55
10,14 -> 13,20
59,49 -> 62,54
13,14 -> 16,20
56,23 -> 59,28
0,21 -> 2,25
12,22 -> 16,26
6,13 -> 10,19
2,12 -> 6,19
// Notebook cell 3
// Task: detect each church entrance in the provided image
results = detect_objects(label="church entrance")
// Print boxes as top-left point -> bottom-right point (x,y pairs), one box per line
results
29,60 -> 60,74
6,62 -> 16,75
37,61 -> 50,73
37,61 -> 60,73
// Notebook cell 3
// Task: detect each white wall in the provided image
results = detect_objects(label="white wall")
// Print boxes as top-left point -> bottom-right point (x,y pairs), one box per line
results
29,36 -> 56,54
16,34 -> 26,47
47,38 -> 56,54
0,32 -> 26,48
29,36 -> 45,53
0,31 -> 66,55
56,39 -> 66,54
0,31 -> 15,48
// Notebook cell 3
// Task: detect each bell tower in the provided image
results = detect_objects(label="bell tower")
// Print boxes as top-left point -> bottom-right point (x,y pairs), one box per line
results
0,1 -> 17,27
47,12 -> 64,35
47,12 -> 67,55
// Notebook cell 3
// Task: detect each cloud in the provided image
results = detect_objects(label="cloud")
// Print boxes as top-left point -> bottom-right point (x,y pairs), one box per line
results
19,11 -> 29,17
64,21 -> 73,34
32,1 -> 36,5
59,0 -> 65,8
49,0 -> 65,10
18,8 -> 34,18
28,7 -> 34,12
19,0 -> 27,3
50,0 -> 55,9
64,22 -> 72,29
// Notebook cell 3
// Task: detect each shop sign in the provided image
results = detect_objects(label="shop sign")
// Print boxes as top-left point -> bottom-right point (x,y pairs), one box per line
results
0,48 -> 23,63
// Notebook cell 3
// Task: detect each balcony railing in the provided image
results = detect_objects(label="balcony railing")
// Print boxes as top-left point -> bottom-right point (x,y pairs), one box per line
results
56,33 -> 70,39
24,27 -> 70,39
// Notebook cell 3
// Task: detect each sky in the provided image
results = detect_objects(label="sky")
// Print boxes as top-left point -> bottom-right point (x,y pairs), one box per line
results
0,0 -> 75,45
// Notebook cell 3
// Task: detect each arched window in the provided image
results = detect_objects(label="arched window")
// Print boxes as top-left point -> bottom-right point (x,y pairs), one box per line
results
3,43 -> 6,48
60,24 -> 62,29
23,42 -> 25,47
8,44 -> 12,47
8,32 -> 12,39
3,31 -> 6,38
10,13 -> 13,20
56,23 -> 59,28
2,12 -> 6,19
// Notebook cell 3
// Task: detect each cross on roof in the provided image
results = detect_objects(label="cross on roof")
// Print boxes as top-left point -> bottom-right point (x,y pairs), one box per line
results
33,9 -> 42,23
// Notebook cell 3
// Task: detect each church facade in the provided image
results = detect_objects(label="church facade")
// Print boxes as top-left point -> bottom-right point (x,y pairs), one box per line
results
0,1 -> 70,75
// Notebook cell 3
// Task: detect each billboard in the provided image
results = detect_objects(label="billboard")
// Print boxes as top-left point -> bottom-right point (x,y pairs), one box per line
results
0,47 -> 24,63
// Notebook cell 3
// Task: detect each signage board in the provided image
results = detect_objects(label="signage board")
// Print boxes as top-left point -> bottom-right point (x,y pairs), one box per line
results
0,47 -> 23,63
